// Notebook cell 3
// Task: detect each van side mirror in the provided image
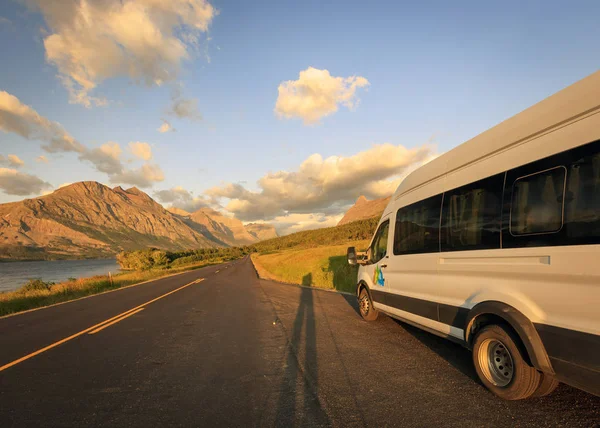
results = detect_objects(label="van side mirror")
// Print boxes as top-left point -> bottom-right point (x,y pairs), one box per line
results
347,247 -> 357,265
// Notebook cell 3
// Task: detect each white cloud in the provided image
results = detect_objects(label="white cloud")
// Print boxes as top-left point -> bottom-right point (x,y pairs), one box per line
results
154,186 -> 212,212
8,154 -> 24,167
267,213 -> 344,236
206,143 -> 435,222
129,141 -> 152,161
80,141 -> 164,188
0,168 -> 52,196
111,163 -> 165,188
158,119 -> 174,133
30,0 -> 216,107
79,141 -> 123,175
0,91 -> 84,152
36,155 -> 49,163
275,67 -> 370,125
0,154 -> 24,168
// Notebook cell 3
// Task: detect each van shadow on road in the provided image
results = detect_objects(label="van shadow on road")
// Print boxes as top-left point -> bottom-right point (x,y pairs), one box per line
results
391,319 -> 479,382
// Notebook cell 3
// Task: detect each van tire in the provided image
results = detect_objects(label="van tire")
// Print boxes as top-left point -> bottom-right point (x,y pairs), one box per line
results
531,374 -> 560,398
472,324 -> 541,400
358,288 -> 378,322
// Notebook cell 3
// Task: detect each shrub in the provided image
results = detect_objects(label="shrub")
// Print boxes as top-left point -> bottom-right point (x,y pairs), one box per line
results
21,279 -> 55,292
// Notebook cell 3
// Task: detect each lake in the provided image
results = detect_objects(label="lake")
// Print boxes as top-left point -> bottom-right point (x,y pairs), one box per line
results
0,259 -> 121,293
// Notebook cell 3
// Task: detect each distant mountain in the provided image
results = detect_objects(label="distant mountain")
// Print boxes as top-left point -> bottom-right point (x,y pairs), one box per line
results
245,223 -> 278,241
0,181 -> 276,260
337,195 -> 391,226
0,182 -> 218,260
185,208 -> 259,246
167,207 -> 191,216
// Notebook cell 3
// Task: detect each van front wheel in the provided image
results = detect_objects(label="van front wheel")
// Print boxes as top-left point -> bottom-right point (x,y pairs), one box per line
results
472,324 -> 541,400
358,288 -> 378,321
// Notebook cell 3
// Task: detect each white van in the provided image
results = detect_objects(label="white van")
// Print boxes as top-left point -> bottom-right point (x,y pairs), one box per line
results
348,71 -> 600,400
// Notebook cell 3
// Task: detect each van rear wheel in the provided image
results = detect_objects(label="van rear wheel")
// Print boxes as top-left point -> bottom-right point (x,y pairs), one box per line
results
472,324 -> 540,400
358,288 -> 378,321
531,373 -> 559,398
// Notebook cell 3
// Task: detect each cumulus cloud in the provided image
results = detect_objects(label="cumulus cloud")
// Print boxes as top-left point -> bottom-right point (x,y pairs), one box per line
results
0,91 -> 85,152
129,141 -> 152,161
154,186 -> 212,212
0,168 -> 52,196
158,119 -> 174,133
79,141 -> 123,175
0,154 -> 24,168
263,213 -> 344,236
206,143 -> 435,222
36,155 -> 49,163
30,0 -> 216,107
110,163 -> 165,188
79,141 -> 164,188
275,67 -> 370,124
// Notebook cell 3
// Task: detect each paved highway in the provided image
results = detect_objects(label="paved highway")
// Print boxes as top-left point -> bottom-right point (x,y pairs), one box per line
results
0,257 -> 598,427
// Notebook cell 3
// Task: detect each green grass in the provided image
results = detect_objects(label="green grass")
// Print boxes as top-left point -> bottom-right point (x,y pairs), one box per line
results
0,259 -> 224,317
249,216 -> 378,293
250,217 -> 378,253
252,240 -> 369,293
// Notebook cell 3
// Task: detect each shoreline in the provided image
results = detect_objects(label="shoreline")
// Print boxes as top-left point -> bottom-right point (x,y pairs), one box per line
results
0,258 -> 226,317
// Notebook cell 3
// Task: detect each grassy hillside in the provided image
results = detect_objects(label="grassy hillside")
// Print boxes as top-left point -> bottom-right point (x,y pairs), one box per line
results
250,217 -> 378,293
251,217 -> 378,253
252,241 -> 369,293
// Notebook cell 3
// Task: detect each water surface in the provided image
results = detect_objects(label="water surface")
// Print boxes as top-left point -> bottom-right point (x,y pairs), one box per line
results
0,259 -> 121,293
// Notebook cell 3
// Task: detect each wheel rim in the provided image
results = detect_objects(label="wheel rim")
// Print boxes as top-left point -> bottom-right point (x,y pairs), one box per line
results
478,338 -> 514,387
359,292 -> 370,316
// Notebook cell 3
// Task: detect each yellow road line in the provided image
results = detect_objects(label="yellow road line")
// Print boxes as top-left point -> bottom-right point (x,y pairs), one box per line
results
88,308 -> 145,335
0,278 -> 205,373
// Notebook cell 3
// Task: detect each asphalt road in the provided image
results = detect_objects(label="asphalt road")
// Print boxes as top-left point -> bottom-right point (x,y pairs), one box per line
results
0,256 -> 598,427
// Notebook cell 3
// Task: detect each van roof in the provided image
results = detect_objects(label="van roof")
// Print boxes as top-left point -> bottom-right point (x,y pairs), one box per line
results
393,71 -> 600,201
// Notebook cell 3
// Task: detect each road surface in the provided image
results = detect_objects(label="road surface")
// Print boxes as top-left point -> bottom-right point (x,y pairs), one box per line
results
1,257 -> 598,427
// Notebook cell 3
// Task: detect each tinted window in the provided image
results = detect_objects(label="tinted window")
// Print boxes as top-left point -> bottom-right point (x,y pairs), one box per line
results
371,221 -> 389,263
510,167 -> 566,235
564,143 -> 600,242
441,173 -> 504,251
394,195 -> 442,255
503,139 -> 600,248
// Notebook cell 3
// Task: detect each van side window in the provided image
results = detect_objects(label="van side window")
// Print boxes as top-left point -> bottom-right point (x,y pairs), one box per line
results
441,173 -> 504,251
510,167 -> 566,236
370,221 -> 390,263
394,195 -> 442,255
503,139 -> 600,248
564,142 -> 600,242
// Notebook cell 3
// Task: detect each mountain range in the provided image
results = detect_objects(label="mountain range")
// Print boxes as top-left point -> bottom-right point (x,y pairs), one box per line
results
0,181 -> 277,260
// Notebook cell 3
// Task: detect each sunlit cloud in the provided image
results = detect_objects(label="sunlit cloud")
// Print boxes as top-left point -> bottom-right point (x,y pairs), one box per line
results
36,155 -> 49,163
154,186 -> 213,212
80,141 -> 164,188
129,142 -> 153,161
29,0 -> 216,107
158,119 -> 175,133
206,142 -> 435,222
0,154 -> 24,168
275,67 -> 369,125
0,91 -> 84,153
0,168 -> 51,196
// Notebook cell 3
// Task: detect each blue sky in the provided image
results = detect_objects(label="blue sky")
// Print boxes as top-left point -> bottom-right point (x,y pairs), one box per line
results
0,0 -> 599,233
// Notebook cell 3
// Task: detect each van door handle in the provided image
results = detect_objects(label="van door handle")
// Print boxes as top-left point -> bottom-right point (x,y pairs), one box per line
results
380,264 -> 387,268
